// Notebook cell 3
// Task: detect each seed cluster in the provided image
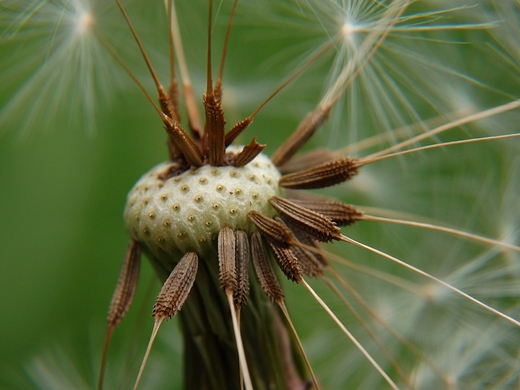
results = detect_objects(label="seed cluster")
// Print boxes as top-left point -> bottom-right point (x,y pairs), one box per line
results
124,149 -> 282,260
100,3 -> 364,388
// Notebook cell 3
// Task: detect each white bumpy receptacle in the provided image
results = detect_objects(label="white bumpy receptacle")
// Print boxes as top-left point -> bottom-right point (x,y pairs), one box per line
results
124,149 -> 282,262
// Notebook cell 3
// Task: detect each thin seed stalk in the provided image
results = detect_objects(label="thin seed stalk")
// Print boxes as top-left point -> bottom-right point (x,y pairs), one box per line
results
147,251 -> 306,390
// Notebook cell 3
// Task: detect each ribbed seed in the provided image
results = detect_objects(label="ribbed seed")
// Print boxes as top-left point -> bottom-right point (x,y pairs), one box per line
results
108,239 -> 142,327
269,196 -> 341,242
271,106 -> 330,167
293,230 -> 328,266
153,251 -> 199,320
250,231 -> 284,303
158,85 -> 178,123
279,158 -> 358,189
291,228 -> 327,276
203,94 -> 226,166
234,138 -> 266,167
248,210 -> 295,248
288,198 -> 363,226
291,245 -> 324,278
225,117 -> 253,146
268,241 -> 302,282
163,115 -> 203,167
234,230 -> 250,309
218,227 -> 236,293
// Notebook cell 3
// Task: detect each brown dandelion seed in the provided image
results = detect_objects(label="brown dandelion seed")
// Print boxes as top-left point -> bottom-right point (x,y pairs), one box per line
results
99,239 -> 141,390
218,226 -> 237,293
271,106 -> 331,167
289,198 -> 364,227
203,93 -> 226,166
134,252 -> 199,390
248,210 -> 296,248
279,158 -> 358,189
153,251 -> 199,320
292,230 -> 328,267
250,231 -> 285,303
269,196 -> 341,242
233,230 -> 250,309
225,116 -> 254,146
162,115 -> 204,167
290,239 -> 325,278
268,241 -> 302,283
107,239 -> 142,328
234,137 -> 267,167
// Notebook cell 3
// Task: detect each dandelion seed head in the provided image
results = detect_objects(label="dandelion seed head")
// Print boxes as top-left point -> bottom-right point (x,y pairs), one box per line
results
0,0 -> 124,137
2,0 -> 520,388
57,1 -> 96,38
74,11 -> 94,36
340,21 -> 362,43
420,282 -> 449,303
